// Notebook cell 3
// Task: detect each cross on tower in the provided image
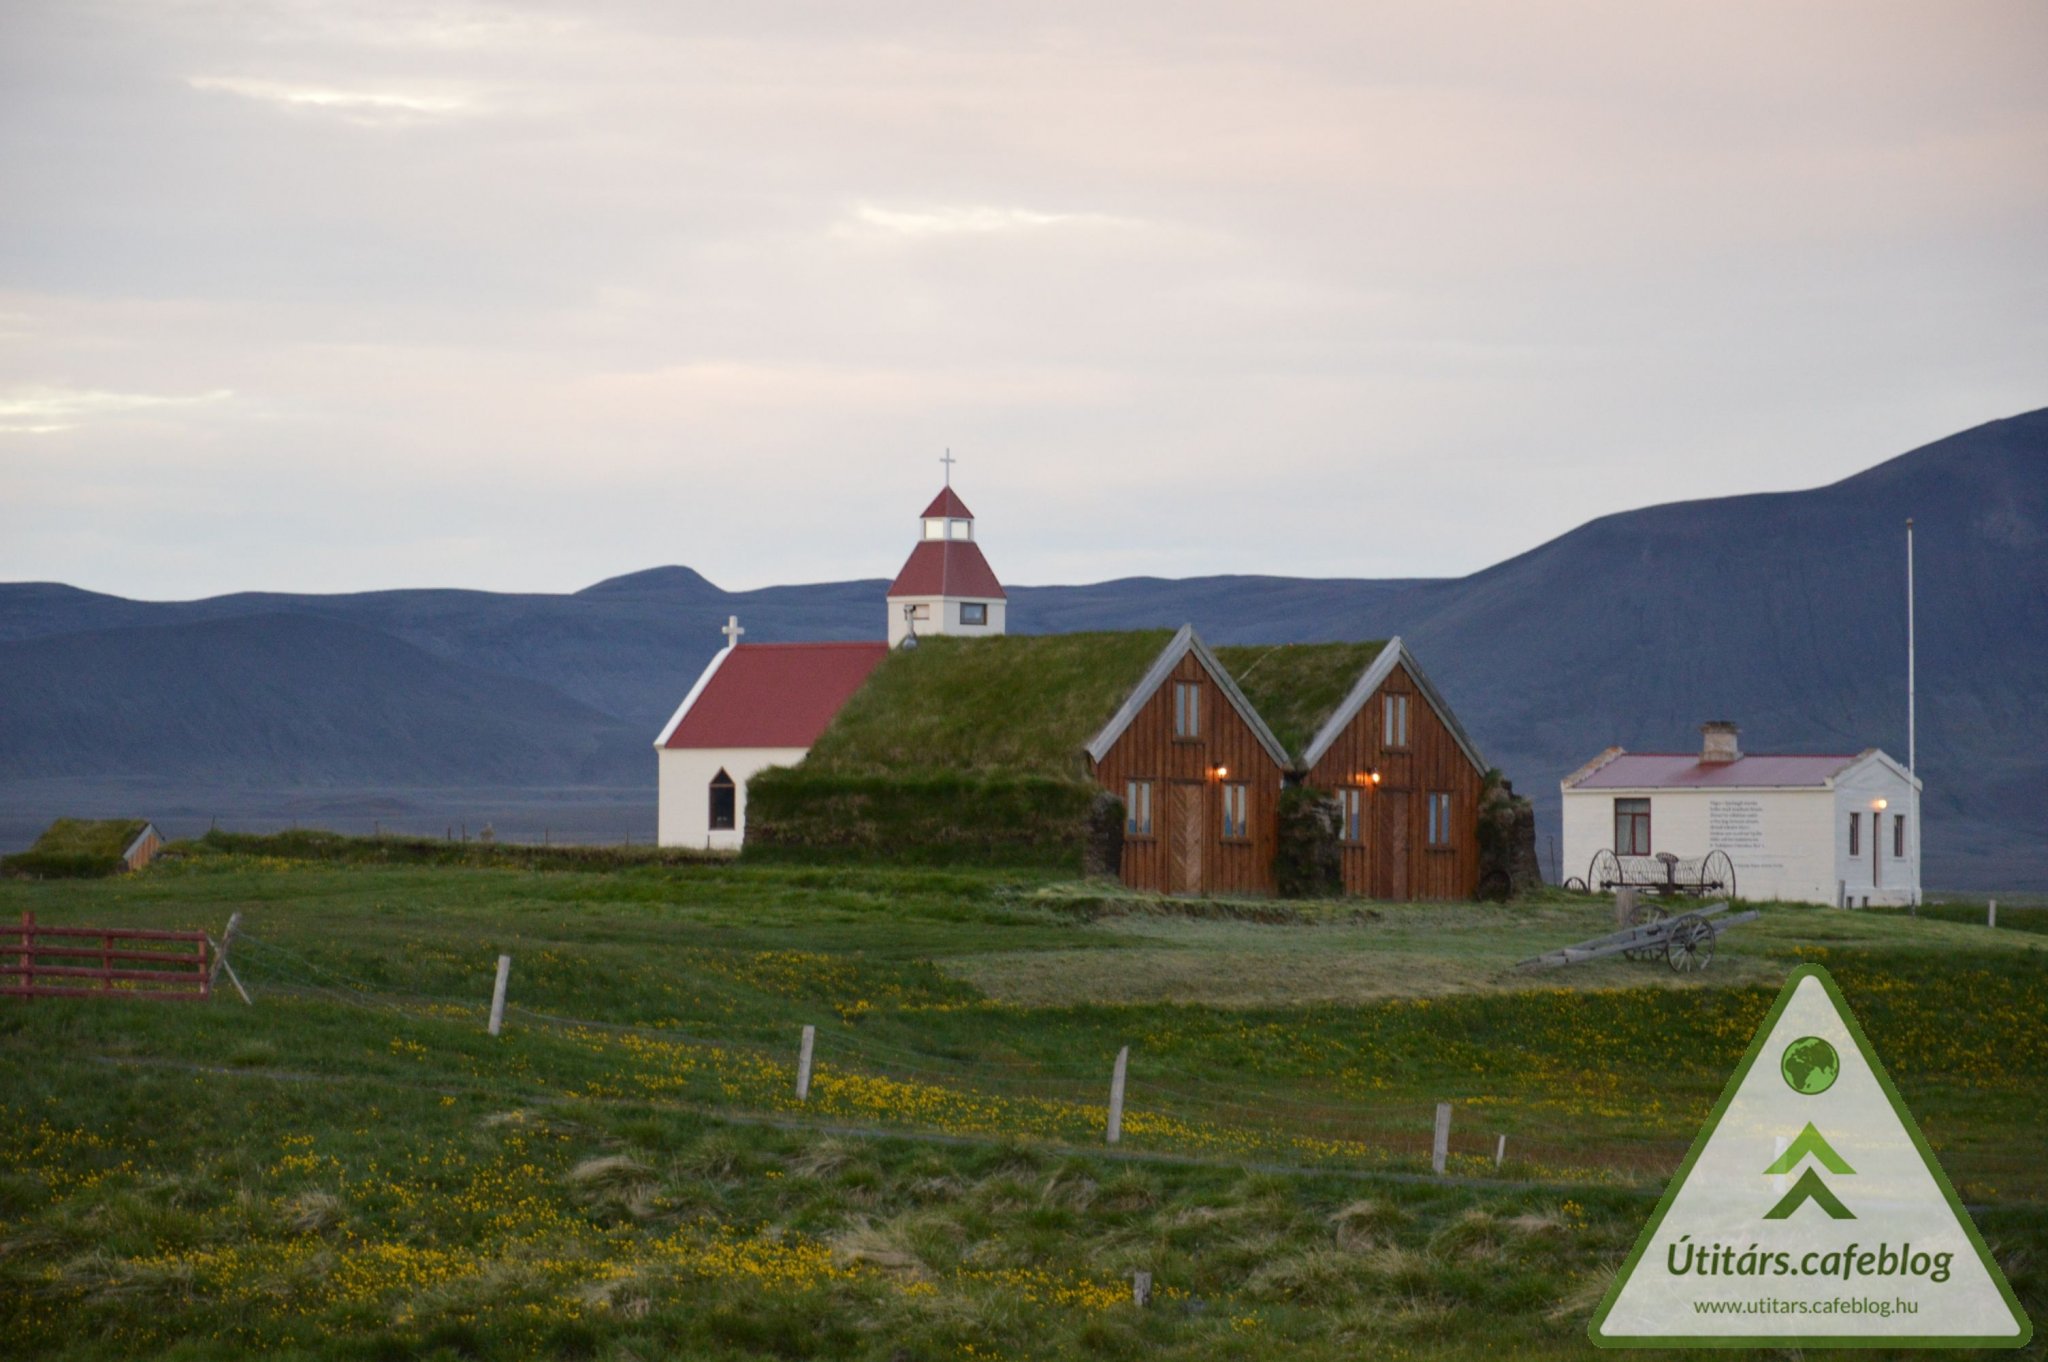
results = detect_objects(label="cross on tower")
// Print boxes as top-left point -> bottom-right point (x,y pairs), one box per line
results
939,449 -> 956,485
721,615 -> 745,647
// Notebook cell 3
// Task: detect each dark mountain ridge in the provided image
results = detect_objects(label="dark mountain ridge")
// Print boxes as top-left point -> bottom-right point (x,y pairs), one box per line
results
3,407 -> 2042,886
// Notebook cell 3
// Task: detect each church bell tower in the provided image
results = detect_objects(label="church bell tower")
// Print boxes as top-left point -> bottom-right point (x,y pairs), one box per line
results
885,457 -> 1007,647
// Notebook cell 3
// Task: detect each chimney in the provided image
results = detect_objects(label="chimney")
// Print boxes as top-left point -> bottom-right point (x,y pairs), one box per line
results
1700,721 -> 1741,764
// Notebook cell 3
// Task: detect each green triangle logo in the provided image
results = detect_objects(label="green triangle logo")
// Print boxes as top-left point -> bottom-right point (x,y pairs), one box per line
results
1587,965 -> 2032,1348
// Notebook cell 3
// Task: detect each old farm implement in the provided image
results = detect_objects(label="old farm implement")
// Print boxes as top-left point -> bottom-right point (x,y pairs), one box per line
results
1516,900 -> 1759,974
1572,848 -> 1737,899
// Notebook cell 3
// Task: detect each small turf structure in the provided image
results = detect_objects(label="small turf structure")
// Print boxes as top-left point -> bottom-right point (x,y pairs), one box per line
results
1,817 -> 159,879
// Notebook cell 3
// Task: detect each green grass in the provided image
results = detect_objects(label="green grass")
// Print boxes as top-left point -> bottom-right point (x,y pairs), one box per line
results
803,630 -> 1174,779
2,853 -> 2043,1359
1215,641 -> 1385,760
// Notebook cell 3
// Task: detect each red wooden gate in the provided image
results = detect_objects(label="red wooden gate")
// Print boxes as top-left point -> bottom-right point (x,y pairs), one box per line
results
4,911 -> 212,1001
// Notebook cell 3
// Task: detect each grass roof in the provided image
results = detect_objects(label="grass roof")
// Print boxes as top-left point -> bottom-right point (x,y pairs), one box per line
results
30,818 -> 151,859
801,631 -> 1174,780
1215,641 -> 1387,761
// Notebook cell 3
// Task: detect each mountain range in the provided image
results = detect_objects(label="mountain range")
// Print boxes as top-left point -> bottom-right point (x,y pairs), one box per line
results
4,408 -> 2043,888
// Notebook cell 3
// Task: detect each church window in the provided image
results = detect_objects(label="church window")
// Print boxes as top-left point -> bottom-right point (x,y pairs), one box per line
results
1893,813 -> 1905,857
1427,791 -> 1454,847
1221,783 -> 1249,840
906,603 -> 930,620
961,602 -> 988,626
708,769 -> 737,831
1383,693 -> 1411,748
1124,780 -> 1153,837
1848,811 -> 1860,856
1614,798 -> 1650,855
1340,788 -> 1364,844
1173,682 -> 1200,739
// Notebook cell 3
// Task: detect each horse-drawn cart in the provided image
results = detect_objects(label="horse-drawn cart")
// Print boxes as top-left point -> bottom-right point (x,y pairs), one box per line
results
1566,848 -> 1737,899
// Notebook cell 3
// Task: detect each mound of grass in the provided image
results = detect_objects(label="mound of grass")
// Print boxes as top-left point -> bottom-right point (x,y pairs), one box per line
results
745,771 -> 1096,868
1215,642 -> 1386,761
181,827 -> 726,872
802,630 -> 1173,779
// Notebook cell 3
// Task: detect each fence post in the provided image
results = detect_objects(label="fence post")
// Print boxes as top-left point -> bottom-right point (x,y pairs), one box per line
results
1495,1133 -> 1506,1169
795,1024 -> 816,1101
18,910 -> 31,1002
1988,899 -> 1997,929
1106,1045 -> 1130,1145
209,912 -> 251,1005
1432,1102 -> 1452,1175
1132,1271 -> 1153,1308
487,954 -> 511,1036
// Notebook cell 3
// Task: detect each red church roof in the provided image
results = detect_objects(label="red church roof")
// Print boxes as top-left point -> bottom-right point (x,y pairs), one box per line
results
659,642 -> 888,750
886,539 -> 1007,599
920,486 -> 975,520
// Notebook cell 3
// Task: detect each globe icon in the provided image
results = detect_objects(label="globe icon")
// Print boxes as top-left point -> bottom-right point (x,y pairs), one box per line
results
1781,1036 -> 1840,1095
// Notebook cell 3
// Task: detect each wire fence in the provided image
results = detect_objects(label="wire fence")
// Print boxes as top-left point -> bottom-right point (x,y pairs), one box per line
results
209,928 -> 1699,1188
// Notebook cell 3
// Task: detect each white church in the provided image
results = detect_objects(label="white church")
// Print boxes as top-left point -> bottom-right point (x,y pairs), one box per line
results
654,477 -> 1008,849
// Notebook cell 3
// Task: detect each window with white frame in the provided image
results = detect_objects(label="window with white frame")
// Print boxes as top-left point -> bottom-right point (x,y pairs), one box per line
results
1382,693 -> 1411,747
960,602 -> 988,626
1124,780 -> 1153,838
1340,788 -> 1364,844
1426,791 -> 1453,847
1173,682 -> 1200,739
1221,783 -> 1249,840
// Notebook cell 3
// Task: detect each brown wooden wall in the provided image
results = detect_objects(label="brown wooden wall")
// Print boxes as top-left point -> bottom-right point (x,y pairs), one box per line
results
1090,651 -> 1284,896
1304,662 -> 1484,901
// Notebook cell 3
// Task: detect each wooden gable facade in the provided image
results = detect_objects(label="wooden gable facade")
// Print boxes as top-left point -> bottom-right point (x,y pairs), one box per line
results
1301,640 -> 1488,901
1085,627 -> 1291,896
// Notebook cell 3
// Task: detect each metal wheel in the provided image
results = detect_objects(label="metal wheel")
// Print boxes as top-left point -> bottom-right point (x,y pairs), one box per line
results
1562,876 -> 1588,894
1622,900 -> 1668,960
1665,914 -> 1715,972
1701,850 -> 1736,900
1589,849 -> 1622,894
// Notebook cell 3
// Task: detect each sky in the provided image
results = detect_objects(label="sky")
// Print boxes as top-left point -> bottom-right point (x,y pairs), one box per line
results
2,0 -> 2044,600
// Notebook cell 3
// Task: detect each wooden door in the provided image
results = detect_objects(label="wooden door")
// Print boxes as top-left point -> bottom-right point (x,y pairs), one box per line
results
1381,791 -> 1411,900
1169,782 -> 1205,896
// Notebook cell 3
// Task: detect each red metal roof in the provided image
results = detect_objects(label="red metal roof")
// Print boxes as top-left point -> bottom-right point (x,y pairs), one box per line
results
886,539 -> 1007,599
662,642 -> 887,750
919,486 -> 975,520
1571,752 -> 1865,790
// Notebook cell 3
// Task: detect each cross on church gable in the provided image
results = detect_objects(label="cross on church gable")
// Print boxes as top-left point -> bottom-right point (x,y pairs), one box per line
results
721,615 -> 745,647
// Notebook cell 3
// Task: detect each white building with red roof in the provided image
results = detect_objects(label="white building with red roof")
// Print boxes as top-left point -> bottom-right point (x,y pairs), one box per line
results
654,615 -> 888,849
1560,721 -> 1921,907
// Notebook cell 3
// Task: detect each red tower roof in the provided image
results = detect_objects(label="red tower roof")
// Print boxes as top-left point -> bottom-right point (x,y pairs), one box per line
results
659,642 -> 888,750
919,486 -> 975,520
886,539 -> 1006,599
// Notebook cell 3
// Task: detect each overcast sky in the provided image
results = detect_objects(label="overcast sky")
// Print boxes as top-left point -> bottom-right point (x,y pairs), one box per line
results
3,1 -> 2044,600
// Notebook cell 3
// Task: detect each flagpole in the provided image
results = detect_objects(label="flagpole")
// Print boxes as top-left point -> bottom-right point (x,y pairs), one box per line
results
1906,518 -> 1919,908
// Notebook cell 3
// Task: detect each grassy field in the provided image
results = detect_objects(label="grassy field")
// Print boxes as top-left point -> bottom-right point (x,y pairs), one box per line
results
1,845 -> 2043,1359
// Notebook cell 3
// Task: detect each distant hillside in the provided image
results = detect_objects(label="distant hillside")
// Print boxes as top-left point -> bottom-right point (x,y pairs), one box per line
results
0,614 -> 644,786
2,407 -> 2042,887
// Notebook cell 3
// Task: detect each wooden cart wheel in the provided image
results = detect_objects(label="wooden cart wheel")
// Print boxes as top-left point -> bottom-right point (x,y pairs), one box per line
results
1702,850 -> 1736,900
1665,914 -> 1715,972
1622,901 -> 1668,960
